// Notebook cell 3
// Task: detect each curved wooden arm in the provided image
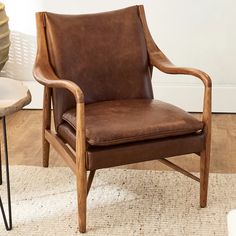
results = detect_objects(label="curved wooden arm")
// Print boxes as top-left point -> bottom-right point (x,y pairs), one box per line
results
149,51 -> 212,88
33,12 -> 84,104
33,63 -> 84,103
149,51 -> 212,127
138,5 -> 212,128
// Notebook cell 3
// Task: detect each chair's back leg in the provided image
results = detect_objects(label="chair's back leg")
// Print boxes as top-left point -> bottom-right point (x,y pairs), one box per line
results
42,86 -> 52,167
87,170 -> 96,195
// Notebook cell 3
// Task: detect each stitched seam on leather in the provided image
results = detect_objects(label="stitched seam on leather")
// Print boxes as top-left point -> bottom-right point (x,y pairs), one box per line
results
88,127 -> 203,146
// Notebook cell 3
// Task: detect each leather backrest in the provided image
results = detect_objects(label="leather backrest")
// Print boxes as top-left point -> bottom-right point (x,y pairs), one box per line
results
44,6 -> 153,128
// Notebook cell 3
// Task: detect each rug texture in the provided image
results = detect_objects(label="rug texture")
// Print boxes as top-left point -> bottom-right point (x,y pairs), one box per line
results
0,166 -> 235,236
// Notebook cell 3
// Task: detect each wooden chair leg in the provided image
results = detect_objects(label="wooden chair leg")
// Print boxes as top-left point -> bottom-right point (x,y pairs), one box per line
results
199,83 -> 211,208
42,138 -> 50,167
76,103 -> 87,233
76,168 -> 87,233
87,170 -> 96,195
200,148 -> 210,208
42,87 -> 51,168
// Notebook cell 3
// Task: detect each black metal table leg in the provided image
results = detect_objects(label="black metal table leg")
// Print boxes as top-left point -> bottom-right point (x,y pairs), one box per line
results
0,142 -> 2,185
0,116 -> 12,230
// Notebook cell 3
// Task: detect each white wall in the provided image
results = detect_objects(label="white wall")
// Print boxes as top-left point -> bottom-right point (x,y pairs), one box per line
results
1,0 -> 236,112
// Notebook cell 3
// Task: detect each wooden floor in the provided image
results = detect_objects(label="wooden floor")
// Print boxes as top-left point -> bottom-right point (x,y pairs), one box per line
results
0,110 -> 235,173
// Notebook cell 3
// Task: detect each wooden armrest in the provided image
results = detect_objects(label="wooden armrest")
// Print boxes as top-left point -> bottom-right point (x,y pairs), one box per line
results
33,12 -> 84,103
138,4 -> 211,128
149,51 -> 212,88
33,63 -> 84,103
149,50 -> 212,126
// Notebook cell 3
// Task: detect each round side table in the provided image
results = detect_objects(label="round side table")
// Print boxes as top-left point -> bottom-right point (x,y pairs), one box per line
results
0,77 -> 31,230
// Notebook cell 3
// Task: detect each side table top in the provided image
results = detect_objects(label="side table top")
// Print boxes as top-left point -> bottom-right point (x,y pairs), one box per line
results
0,77 -> 31,117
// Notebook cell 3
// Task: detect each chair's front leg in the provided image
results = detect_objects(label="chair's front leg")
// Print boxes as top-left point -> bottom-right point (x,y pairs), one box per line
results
200,86 -> 211,208
76,158 -> 87,233
75,103 -> 87,233
42,86 -> 51,167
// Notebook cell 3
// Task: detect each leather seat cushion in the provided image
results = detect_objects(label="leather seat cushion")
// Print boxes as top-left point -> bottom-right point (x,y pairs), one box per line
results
57,122 -> 204,170
61,99 -> 203,146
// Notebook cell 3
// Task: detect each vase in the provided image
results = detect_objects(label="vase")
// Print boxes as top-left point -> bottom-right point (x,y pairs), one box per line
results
0,2 -> 10,71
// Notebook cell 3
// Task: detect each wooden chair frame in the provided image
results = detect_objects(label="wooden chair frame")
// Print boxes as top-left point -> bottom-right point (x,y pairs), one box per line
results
33,6 -> 211,233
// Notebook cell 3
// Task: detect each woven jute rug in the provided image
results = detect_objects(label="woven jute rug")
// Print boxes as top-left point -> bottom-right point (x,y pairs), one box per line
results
0,166 -> 235,236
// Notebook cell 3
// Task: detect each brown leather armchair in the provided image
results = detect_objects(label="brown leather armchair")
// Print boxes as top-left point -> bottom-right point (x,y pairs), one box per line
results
33,5 -> 211,233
